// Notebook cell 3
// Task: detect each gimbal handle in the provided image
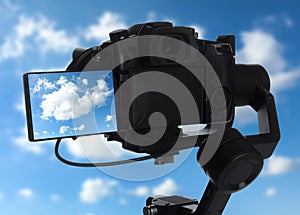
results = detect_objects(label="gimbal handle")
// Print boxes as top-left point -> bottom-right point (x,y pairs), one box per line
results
192,181 -> 231,215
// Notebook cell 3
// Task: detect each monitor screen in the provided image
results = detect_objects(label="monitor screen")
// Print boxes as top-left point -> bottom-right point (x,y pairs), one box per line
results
23,70 -> 117,141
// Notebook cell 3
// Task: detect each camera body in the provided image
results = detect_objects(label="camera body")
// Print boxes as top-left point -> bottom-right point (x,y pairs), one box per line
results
110,22 -> 235,127
67,22 -> 270,155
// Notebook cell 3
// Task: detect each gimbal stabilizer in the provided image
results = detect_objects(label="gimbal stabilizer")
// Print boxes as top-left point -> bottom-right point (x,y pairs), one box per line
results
54,22 -> 281,215
143,87 -> 280,215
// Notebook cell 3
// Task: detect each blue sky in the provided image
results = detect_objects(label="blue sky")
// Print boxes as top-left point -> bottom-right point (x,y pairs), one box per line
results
0,0 -> 300,215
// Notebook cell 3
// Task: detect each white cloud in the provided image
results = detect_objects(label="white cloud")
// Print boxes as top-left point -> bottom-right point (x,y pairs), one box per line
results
50,194 -> 60,202
0,0 -> 19,13
65,134 -> 136,161
129,186 -> 150,197
147,11 -> 157,22
85,12 -> 127,41
152,179 -> 179,196
79,178 -> 118,203
59,126 -> 70,134
265,188 -> 277,197
40,76 -> 113,121
261,15 -> 277,24
74,124 -> 86,131
34,16 -> 79,54
19,188 -> 34,198
0,14 -> 79,62
190,25 -> 206,39
119,198 -> 128,205
12,99 -> 50,154
262,155 -> 300,176
237,29 -> 286,73
236,29 -> 300,126
237,29 -> 300,92
283,16 -> 294,28
0,192 -> 4,200
13,126 -> 45,154
270,70 -> 300,91
257,15 -> 294,29
128,179 -> 179,198
144,13 -> 205,39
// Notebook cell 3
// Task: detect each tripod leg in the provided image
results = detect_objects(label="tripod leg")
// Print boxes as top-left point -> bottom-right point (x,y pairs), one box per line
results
193,181 -> 231,215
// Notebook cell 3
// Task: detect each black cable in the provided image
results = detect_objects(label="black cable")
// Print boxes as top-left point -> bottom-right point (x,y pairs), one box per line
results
54,138 -> 159,167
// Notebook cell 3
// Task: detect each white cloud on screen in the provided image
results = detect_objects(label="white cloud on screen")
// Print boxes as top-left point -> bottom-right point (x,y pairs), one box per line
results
235,29 -> 300,125
59,126 -> 70,134
40,76 -> 113,121
85,11 -> 127,41
82,78 -> 88,85
105,115 -> 113,122
0,14 -> 79,62
79,178 -> 118,203
262,155 -> 300,176
33,78 -> 56,93
74,124 -> 86,131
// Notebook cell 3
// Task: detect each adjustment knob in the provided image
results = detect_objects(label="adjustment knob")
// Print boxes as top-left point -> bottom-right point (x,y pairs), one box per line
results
109,29 -> 129,42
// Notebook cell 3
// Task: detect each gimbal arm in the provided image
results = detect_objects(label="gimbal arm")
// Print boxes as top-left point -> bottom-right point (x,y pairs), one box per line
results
144,87 -> 280,215
246,87 -> 281,158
